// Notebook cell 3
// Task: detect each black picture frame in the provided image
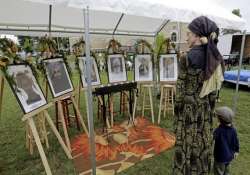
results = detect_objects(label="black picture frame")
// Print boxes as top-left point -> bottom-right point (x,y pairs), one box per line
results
43,57 -> 74,98
134,53 -> 154,82
77,56 -> 101,88
158,54 -> 178,82
106,54 -> 128,84
6,64 -> 47,114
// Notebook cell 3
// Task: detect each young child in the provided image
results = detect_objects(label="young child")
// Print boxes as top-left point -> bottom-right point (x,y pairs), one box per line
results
213,106 -> 239,175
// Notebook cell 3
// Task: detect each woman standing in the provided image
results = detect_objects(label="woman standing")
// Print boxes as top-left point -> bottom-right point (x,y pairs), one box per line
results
173,16 -> 224,174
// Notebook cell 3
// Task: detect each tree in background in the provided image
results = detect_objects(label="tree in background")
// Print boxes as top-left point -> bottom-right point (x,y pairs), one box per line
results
155,33 -> 165,55
222,8 -> 242,34
23,37 -> 34,54
232,8 -> 242,17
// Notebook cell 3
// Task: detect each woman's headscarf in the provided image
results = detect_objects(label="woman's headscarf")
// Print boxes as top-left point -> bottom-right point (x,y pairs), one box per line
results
188,16 -> 224,80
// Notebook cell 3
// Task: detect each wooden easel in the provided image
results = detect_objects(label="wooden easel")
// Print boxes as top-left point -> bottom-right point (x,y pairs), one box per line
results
157,38 -> 177,124
22,103 -> 72,175
76,80 -> 108,128
53,91 -> 89,152
132,40 -> 155,123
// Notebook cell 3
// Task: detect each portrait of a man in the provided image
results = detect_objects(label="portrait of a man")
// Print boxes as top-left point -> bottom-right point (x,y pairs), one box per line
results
107,54 -> 127,83
134,54 -> 153,82
43,58 -> 74,97
78,57 -> 101,87
7,65 -> 47,113
159,54 -> 178,81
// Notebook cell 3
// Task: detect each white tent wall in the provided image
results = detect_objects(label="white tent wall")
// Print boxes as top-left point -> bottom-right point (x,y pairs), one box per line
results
218,34 -> 233,56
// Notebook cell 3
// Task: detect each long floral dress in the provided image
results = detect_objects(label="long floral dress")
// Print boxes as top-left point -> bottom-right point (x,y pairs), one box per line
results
173,54 -> 217,175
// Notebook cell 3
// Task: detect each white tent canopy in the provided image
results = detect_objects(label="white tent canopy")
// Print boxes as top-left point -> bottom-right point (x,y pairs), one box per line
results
0,0 -> 246,37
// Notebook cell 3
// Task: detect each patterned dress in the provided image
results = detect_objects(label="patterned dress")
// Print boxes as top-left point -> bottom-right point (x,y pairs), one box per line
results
173,53 -> 217,175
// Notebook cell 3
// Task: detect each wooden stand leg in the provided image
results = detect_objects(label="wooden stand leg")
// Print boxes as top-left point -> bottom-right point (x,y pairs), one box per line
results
38,112 -> 49,149
164,89 -> 168,118
26,122 -> 34,155
70,96 -> 89,136
148,87 -> 154,123
158,86 -> 163,124
43,110 -> 72,159
171,89 -> 174,115
142,88 -> 146,116
77,80 -> 81,109
110,95 -> 114,127
58,101 -> 71,152
132,91 -> 137,122
0,76 -> 4,118
27,117 -> 52,175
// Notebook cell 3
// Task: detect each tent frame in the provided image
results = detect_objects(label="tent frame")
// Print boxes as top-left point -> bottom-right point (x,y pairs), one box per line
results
0,3 -> 245,175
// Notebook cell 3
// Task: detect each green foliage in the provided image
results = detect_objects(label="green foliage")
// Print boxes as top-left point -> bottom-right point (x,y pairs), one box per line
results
0,38 -> 20,64
134,39 -> 153,54
155,33 -> 165,54
23,37 -> 33,53
232,9 -> 242,17
37,35 -> 57,55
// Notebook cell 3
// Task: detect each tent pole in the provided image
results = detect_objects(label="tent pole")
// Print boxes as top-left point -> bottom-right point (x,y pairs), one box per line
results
83,7 -> 96,175
154,20 -> 170,37
233,30 -> 246,113
0,28 -> 155,37
49,5 -> 52,37
177,22 -> 181,52
112,13 -> 124,36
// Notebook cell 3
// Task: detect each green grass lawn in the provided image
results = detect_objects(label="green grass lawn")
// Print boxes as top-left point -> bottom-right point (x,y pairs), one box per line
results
0,71 -> 250,175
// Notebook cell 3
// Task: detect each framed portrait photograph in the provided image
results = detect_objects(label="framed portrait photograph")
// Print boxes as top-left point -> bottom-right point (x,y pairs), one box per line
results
78,56 -> 101,87
159,54 -> 178,82
43,58 -> 74,98
6,64 -> 47,114
107,54 -> 127,83
134,54 -> 153,82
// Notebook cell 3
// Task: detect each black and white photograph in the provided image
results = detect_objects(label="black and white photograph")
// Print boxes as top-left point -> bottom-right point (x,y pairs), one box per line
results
134,54 -> 153,81
159,54 -> 178,81
107,54 -> 127,83
7,64 -> 47,114
43,58 -> 74,98
78,56 -> 101,87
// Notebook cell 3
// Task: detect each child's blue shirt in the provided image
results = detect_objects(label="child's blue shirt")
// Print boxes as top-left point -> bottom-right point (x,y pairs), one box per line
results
213,124 -> 239,163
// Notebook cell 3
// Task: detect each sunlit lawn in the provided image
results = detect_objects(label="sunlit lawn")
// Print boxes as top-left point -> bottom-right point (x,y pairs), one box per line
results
0,70 -> 249,175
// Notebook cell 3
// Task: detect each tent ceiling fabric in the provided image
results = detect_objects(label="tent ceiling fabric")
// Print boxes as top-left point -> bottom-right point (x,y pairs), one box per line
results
0,0 -> 246,36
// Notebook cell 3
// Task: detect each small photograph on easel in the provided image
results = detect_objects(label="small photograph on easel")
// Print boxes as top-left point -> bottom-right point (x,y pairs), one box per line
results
107,54 -> 127,83
78,56 -> 101,87
159,54 -> 178,82
134,54 -> 153,82
43,58 -> 74,98
6,64 -> 47,114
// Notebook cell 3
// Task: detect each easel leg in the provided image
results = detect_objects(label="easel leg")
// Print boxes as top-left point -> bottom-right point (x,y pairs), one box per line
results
27,117 -> 52,175
70,96 -> 89,136
171,89 -> 174,116
58,101 -> 71,152
0,76 -> 4,118
44,111 -> 72,159
132,91 -> 137,122
148,87 -> 154,123
110,95 -> 114,127
158,86 -> 163,124
38,112 -> 49,149
142,88 -> 146,116
77,80 -> 81,109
